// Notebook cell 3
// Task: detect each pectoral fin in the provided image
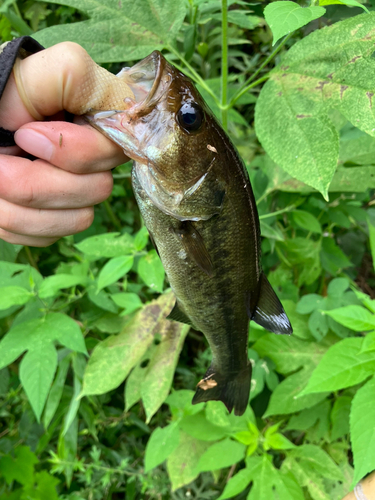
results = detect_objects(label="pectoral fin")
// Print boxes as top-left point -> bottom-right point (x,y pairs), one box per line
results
250,273 -> 293,335
173,222 -> 214,277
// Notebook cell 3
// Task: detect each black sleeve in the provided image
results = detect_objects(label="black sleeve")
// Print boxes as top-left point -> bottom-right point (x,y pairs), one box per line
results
0,36 -> 44,147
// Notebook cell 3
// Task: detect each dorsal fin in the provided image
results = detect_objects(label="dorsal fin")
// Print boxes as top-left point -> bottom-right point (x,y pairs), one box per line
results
251,273 -> 292,335
167,300 -> 195,327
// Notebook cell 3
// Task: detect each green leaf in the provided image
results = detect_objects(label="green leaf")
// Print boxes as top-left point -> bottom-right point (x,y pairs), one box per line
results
350,376 -> 375,484
324,305 -> 375,331
331,395 -> 351,441
217,466 -> 253,500
74,232 -> 135,259
264,2 -> 326,46
0,446 -> 38,486
301,337 -> 375,395
293,210 -> 322,234
319,0 -> 369,13
20,343 -> 58,422
287,444 -> 344,481
327,277 -> 350,297
23,470 -> 60,500
142,322 -> 189,422
253,333 -> 326,374
320,237 -> 352,274
368,218 -> 375,272
43,354 -> 71,429
0,286 -> 33,310
256,12 -> 375,197
361,330 -> 375,353
81,292 -> 175,396
296,294 -> 325,314
197,438 -> 246,472
34,0 -> 187,63
179,412 -> 229,442
138,250 -> 165,292
144,423 -> 180,472
166,431 -> 209,491
134,226 -> 149,251
111,292 -> 143,316
264,368 -> 328,417
96,255 -> 133,292
0,313 -> 86,370
205,401 -> 231,428
38,274 -> 87,299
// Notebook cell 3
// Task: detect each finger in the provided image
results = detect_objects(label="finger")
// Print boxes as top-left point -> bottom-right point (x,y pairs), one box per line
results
0,156 -> 113,209
0,198 -> 94,237
14,120 -> 128,173
0,228 -> 58,247
0,42 -> 133,129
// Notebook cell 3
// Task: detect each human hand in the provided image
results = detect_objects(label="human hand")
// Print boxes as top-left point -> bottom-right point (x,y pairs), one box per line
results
0,42 -> 130,247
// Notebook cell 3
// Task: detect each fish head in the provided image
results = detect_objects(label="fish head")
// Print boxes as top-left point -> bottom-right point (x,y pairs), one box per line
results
85,51 -> 219,184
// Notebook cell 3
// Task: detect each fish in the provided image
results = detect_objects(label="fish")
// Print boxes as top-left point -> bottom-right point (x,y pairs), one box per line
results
85,51 -> 292,416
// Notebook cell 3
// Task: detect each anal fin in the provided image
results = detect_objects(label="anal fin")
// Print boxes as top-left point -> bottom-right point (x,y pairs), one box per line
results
251,273 -> 293,335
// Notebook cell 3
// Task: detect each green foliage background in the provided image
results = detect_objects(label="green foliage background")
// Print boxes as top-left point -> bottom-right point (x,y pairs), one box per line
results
1,0 -> 375,498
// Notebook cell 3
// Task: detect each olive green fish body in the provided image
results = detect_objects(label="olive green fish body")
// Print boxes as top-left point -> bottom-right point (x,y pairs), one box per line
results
86,51 -> 292,415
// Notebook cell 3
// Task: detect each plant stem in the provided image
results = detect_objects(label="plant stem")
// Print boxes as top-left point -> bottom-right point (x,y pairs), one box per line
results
229,32 -> 293,107
226,75 -> 270,109
167,45 -> 219,103
259,205 -> 295,220
221,0 -> 228,130
24,246 -> 39,271
103,200 -> 122,232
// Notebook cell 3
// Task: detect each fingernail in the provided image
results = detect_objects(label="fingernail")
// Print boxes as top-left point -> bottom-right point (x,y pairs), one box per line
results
15,129 -> 54,161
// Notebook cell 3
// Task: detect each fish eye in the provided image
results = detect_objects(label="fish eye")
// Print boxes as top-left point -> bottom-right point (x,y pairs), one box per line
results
177,102 -> 204,133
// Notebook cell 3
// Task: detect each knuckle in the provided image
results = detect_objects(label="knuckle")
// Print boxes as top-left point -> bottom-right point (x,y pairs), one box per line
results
75,208 -> 94,233
97,173 -> 113,202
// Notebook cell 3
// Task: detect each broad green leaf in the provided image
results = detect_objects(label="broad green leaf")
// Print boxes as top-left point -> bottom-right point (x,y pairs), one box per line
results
282,455 -> 331,500
264,368 -> 328,417
0,313 -> 86,370
331,395 -> 351,441
81,292 -> 175,396
88,287 -> 118,313
264,431 -> 295,451
296,294 -> 325,314
256,12 -> 375,197
281,299 -> 311,340
144,423 -> 180,472
350,376 -> 375,484
218,467 -> 253,500
138,250 -> 165,292
327,277 -> 350,297
34,0 -> 187,63
253,333 -> 326,374
0,446 -> 38,486
324,305 -> 375,331
96,255 -> 134,292
264,2 -> 326,46
20,342 -> 58,422
166,431 -> 209,491
197,438 -> 246,472
260,220 -> 285,241
165,389 -> 202,419
368,218 -> 375,272
111,292 -> 143,316
38,274 -> 87,299
361,330 -> 375,353
293,210 -> 322,234
134,226 -> 149,251
43,354 -> 71,429
63,354 -> 86,435
0,286 -> 32,310
74,232 -> 134,259
319,0 -> 369,13
179,412 -> 229,442
0,240 -> 22,263
301,337 -> 375,395
22,470 -> 59,500
205,401 -> 231,428
320,237 -> 352,275
125,344 -> 157,410
142,322 -> 189,422
287,444 -> 344,480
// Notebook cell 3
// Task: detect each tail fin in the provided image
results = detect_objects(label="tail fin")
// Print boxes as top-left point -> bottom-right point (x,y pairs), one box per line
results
192,363 -> 252,416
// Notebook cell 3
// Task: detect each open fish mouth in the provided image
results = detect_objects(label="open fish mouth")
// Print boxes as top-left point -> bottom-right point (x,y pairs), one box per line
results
84,50 -> 169,161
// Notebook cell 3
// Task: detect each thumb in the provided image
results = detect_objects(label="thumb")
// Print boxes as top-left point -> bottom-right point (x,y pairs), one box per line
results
12,41 -> 134,119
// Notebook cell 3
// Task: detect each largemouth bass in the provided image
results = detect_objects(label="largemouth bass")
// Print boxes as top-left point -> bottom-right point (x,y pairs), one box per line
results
86,51 -> 292,416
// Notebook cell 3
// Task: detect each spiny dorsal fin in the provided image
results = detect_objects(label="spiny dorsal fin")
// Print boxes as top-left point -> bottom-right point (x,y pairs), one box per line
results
173,221 -> 214,277
251,273 -> 293,335
167,300 -> 195,327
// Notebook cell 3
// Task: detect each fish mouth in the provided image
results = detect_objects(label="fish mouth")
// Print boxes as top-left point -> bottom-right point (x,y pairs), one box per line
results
85,50 -> 168,160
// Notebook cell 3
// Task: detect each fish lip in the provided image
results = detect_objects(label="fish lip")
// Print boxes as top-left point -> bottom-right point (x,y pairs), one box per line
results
136,50 -> 165,113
